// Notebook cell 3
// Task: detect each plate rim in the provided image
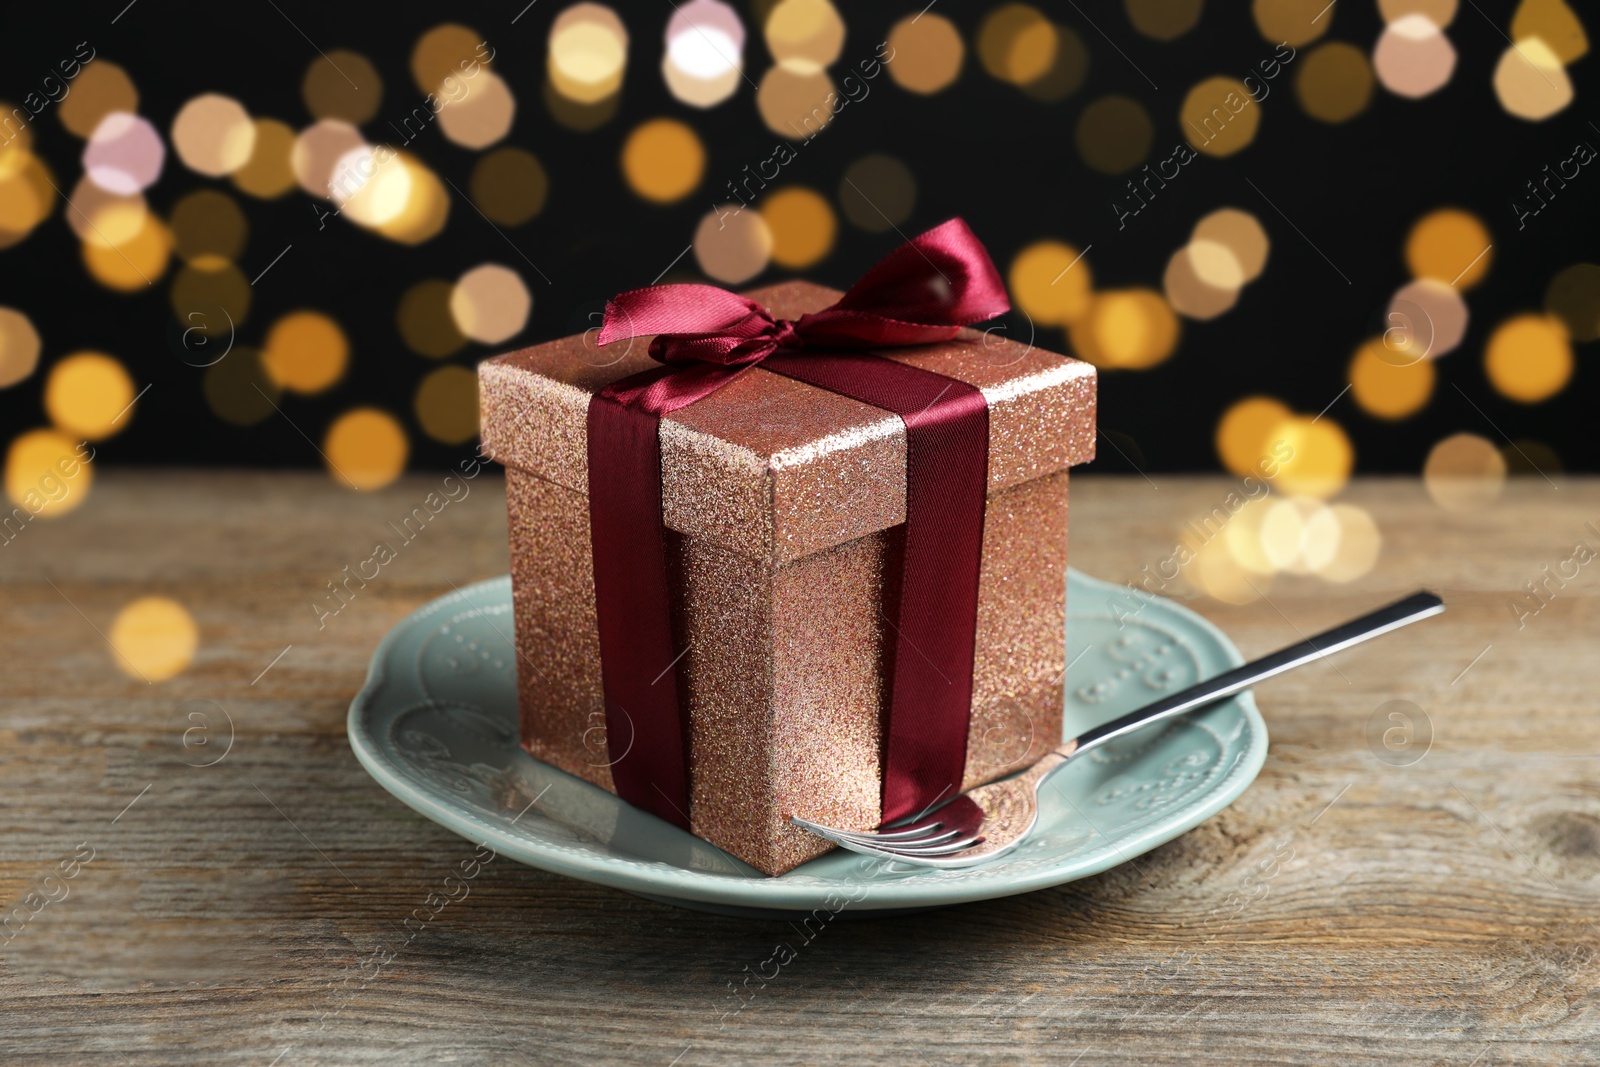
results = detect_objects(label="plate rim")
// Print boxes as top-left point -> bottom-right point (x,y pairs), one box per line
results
347,569 -> 1269,911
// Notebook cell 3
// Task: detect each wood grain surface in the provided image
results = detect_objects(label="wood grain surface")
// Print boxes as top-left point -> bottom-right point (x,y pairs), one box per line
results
2,471 -> 1597,1065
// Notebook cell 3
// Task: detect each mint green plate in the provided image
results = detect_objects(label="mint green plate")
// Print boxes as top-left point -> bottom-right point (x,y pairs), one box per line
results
347,570 -> 1268,917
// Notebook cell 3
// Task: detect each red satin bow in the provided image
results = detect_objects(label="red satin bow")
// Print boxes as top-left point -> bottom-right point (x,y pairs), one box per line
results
586,218 -> 1010,831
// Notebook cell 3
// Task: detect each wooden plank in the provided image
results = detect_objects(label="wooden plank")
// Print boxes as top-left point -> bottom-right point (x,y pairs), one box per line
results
1,472 -> 1596,1064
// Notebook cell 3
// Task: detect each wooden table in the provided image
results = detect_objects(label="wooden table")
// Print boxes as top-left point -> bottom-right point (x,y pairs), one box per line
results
3,471 -> 1596,1065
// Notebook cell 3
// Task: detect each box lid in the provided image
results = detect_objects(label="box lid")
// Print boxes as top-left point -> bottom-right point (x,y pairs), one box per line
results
480,280 -> 1096,565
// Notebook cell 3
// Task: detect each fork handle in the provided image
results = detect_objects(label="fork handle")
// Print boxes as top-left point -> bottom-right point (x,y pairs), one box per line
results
1066,590 -> 1445,759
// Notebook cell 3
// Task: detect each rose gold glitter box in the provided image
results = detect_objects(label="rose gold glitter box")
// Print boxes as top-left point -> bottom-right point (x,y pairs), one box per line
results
479,281 -> 1096,875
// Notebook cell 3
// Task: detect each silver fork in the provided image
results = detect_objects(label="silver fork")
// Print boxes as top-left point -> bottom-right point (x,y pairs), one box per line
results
791,590 -> 1446,868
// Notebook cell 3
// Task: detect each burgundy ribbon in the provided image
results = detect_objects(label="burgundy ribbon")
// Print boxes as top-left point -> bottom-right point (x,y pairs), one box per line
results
587,218 -> 1009,828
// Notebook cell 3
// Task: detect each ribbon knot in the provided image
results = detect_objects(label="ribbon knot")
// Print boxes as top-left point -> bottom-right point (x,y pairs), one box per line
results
583,218 -> 1013,833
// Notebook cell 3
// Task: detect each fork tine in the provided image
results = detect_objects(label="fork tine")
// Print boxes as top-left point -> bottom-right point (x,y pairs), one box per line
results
788,815 -> 951,845
821,825 -> 962,847
872,835 -> 985,857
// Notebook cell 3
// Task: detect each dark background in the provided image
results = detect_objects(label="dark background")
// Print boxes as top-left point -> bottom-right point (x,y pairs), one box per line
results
0,0 -> 1593,475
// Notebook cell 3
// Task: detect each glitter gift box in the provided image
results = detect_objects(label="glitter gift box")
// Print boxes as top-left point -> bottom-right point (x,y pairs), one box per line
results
480,280 -> 1096,875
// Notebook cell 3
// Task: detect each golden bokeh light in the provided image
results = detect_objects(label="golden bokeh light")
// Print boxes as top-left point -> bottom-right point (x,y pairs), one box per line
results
109,597 -> 198,682
0,307 -> 41,388
332,146 -> 414,228
232,118 -> 298,199
67,174 -> 147,246
1295,42 -> 1374,123
1424,432 -> 1507,511
1192,208 -> 1269,282
1252,0 -> 1332,47
1269,415 -> 1354,499
1181,77 -> 1261,157
1502,438 -> 1562,477
263,311 -> 349,394
886,12 -> 965,94
694,205 -> 773,284
1222,498 -> 1277,577
1076,95 -> 1153,175
450,263 -> 532,345
437,70 -> 517,149
82,214 -> 171,291
544,80 -> 621,132
1374,14 -> 1457,99
1008,241 -> 1093,327
83,112 -> 166,194
1018,24 -> 1089,103
549,5 -> 628,104
414,365 -> 480,445
171,258 -> 252,334
291,119 -> 365,199
621,118 -> 705,203
1511,0 -> 1588,64
1194,530 -> 1270,604
1164,241 -> 1242,321
1484,313 -> 1572,403
370,154 -> 450,245
663,0 -> 745,108
171,189 -> 248,264
1493,39 -> 1573,121
765,0 -> 845,75
413,23 -> 493,96
324,408 -> 409,491
761,187 -> 836,269
4,428 -> 92,518
469,148 -> 548,226
756,66 -> 835,137
399,279 -> 468,358
44,352 -> 136,440
1378,0 -> 1457,26
1069,289 -> 1180,370
1259,497 -> 1340,575
1405,208 -> 1491,289
839,153 -> 916,233
303,50 -> 384,124
1317,503 -> 1382,583
1349,337 -> 1436,419
171,94 -> 256,178
0,151 -> 53,244
1544,263 -> 1600,342
1126,0 -> 1204,41
58,61 -> 138,138
977,4 -> 1059,87
203,347 -> 279,426
1216,396 -> 1291,477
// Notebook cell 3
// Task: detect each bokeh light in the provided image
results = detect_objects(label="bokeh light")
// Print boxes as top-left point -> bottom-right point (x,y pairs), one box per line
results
977,4 -> 1058,87
621,118 -> 705,203
886,13 -> 965,94
1424,432 -> 1506,510
415,365 -> 480,445
332,145 -> 414,227
263,311 -> 348,394
0,307 -> 42,388
1405,208 -> 1491,289
1216,396 -> 1291,477
663,0 -> 745,108
109,597 -> 198,682
1164,240 -> 1242,321
1295,42 -> 1374,123
1193,208 -> 1269,281
1387,278 -> 1468,359
1511,0 -> 1588,64
1378,0 -> 1456,26
765,0 -> 845,75
694,205 -> 773,284
1484,313 -> 1572,402
761,187 -> 836,269
1374,15 -> 1456,99
413,23 -> 493,96
450,264 -> 532,345
303,50 -> 384,124
44,352 -> 136,440
1194,530 -> 1270,604
548,4 -> 628,105
1069,289 -> 1180,370
437,70 -> 517,149
1494,39 -> 1573,121
67,174 -> 150,247
1008,241 -> 1093,327
839,153 -> 916,233
324,408 -> 409,491
170,94 -> 254,178
371,154 -> 450,245
291,119 -> 365,198
1076,95 -> 1153,175
1269,414 -> 1353,498
231,118 -> 298,199
1252,0 -> 1332,47
1349,337 -> 1436,419
1317,503 -> 1382,583
756,67 -> 834,137
399,279 -> 468,358
469,148 -> 549,226
4,428 -> 92,517
1544,263 -> 1600,342
171,259 -> 252,334
58,61 -> 138,138
1181,77 -> 1261,157
1126,0 -> 1204,41
84,112 -> 165,194
81,213 -> 171,291
203,347 -> 279,426
170,189 -> 248,264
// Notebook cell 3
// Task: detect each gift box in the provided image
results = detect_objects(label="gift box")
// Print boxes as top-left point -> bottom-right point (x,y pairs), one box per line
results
480,236 -> 1095,875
